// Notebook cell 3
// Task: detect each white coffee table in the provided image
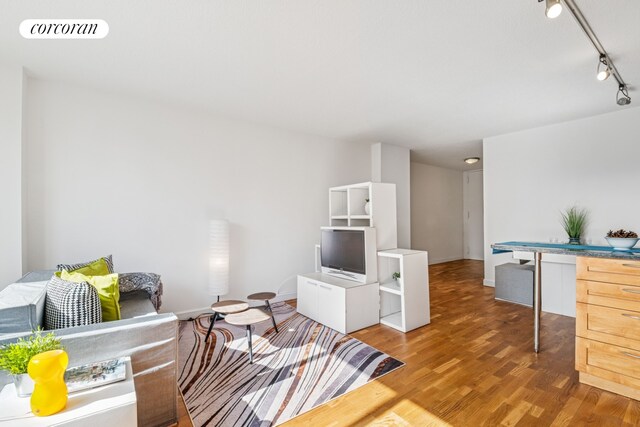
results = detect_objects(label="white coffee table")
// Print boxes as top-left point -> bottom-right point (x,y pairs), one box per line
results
0,357 -> 137,426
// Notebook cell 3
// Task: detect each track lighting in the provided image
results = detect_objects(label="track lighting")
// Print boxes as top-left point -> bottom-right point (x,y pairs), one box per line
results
545,0 -> 562,19
596,55 -> 610,81
617,85 -> 631,106
539,0 -> 631,106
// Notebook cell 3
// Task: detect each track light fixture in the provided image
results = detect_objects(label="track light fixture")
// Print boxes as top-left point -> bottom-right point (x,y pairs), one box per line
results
539,0 -> 631,106
596,55 -> 610,81
617,85 -> 631,106
545,0 -> 562,19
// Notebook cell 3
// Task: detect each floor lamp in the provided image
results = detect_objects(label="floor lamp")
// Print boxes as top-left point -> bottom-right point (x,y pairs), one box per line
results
209,219 -> 229,302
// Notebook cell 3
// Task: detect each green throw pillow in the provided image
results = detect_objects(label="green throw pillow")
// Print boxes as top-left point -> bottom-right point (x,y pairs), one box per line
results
59,270 -> 121,321
71,258 -> 111,276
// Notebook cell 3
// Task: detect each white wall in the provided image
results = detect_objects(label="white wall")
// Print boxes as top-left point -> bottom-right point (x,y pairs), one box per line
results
463,170 -> 484,260
410,162 -> 463,264
484,107 -> 640,285
0,65 -> 24,287
371,143 -> 411,248
24,79 -> 372,316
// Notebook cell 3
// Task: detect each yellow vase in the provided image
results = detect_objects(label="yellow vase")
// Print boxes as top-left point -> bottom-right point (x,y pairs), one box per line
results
27,349 -> 68,417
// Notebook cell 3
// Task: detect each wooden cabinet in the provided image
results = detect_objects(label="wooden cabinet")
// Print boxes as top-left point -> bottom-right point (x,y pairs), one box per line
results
297,273 -> 379,335
576,256 -> 640,400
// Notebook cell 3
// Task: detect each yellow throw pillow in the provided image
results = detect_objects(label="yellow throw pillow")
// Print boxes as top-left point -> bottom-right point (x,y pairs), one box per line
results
71,258 -> 111,276
59,271 -> 121,321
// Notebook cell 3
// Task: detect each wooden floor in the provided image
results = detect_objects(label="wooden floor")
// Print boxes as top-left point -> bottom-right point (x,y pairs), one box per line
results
178,260 -> 640,426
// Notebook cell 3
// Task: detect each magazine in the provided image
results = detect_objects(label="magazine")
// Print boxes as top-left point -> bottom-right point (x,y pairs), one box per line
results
64,357 -> 128,393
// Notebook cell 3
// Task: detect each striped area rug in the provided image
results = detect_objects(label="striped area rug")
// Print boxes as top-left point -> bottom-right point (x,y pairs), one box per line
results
178,302 -> 404,426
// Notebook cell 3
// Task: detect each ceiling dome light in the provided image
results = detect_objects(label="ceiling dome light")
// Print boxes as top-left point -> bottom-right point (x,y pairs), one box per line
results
617,85 -> 631,106
545,0 -> 562,18
464,157 -> 480,165
596,55 -> 610,81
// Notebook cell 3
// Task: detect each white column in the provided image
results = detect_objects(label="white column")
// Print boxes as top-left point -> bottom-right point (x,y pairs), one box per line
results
0,65 -> 24,288
371,142 -> 411,248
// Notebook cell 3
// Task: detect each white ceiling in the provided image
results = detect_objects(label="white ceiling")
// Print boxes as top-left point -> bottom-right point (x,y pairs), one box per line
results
1,1 -> 638,170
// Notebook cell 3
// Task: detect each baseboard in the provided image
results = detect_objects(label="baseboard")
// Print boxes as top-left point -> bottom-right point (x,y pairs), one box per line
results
483,279 -> 495,287
171,292 -> 298,320
429,256 -> 464,265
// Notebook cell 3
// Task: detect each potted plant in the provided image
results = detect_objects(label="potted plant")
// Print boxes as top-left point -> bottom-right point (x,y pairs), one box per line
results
0,330 -> 63,397
560,206 -> 588,245
392,272 -> 401,281
605,229 -> 639,250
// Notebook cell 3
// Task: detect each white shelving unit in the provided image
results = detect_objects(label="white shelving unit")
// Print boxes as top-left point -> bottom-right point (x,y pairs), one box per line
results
378,249 -> 430,332
329,182 -> 397,250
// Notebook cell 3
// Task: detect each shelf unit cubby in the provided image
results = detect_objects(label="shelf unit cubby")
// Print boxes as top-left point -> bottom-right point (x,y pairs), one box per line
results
378,249 -> 430,332
328,182 -> 397,250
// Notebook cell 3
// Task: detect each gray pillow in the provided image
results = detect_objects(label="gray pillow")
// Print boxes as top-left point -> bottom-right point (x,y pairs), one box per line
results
56,254 -> 114,274
45,276 -> 102,330
0,281 -> 48,334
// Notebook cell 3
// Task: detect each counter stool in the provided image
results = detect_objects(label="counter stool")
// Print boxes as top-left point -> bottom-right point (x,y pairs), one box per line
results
247,292 -> 278,333
225,308 -> 272,364
205,300 -> 249,342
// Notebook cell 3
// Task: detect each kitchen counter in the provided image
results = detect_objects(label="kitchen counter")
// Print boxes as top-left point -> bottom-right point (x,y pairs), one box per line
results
492,241 -> 640,260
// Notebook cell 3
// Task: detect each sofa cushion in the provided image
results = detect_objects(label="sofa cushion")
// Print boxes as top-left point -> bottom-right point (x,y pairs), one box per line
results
119,291 -> 157,318
0,281 -> 48,333
45,276 -> 102,329
57,254 -> 114,274
60,271 -> 121,321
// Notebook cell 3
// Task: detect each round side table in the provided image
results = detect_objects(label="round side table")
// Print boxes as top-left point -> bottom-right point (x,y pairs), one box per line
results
247,292 -> 278,333
205,300 -> 249,342
225,308 -> 272,364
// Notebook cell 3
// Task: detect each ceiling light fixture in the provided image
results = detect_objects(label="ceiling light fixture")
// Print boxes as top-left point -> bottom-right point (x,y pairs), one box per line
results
464,157 -> 480,165
617,85 -> 631,106
539,0 -> 631,106
545,0 -> 562,18
596,54 -> 610,81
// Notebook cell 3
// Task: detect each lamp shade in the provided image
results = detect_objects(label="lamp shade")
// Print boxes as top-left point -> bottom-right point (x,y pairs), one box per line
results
209,220 -> 229,296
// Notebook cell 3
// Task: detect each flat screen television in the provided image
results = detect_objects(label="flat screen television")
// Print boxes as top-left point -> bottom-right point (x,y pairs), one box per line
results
320,227 -> 377,283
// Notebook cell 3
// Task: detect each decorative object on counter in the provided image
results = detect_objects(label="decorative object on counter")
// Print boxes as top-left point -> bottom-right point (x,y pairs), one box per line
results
64,357 -> 127,393
364,198 -> 370,215
605,229 -> 639,250
0,330 -> 63,397
560,206 -> 588,245
392,272 -> 401,281
28,349 -> 69,416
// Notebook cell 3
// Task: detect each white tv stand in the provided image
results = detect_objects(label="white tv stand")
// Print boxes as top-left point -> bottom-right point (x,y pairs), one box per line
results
297,272 -> 380,334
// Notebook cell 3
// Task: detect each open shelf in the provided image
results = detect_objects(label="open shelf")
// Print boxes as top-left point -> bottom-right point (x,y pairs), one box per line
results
350,218 -> 371,227
331,215 -> 348,219
380,282 -> 402,295
380,312 -> 403,330
350,215 -> 371,220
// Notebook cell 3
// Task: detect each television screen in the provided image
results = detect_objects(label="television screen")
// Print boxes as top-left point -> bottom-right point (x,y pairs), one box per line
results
320,229 -> 365,275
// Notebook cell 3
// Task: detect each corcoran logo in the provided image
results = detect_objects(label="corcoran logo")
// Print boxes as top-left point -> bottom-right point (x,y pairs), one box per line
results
19,19 -> 109,39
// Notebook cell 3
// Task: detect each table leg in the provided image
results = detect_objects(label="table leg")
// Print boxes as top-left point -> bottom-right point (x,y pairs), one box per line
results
534,251 -> 542,353
205,312 -> 218,342
265,300 -> 279,333
246,325 -> 253,364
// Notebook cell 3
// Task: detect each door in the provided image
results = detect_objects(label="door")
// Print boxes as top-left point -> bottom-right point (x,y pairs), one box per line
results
317,283 -> 346,333
463,170 -> 484,260
297,277 -> 318,320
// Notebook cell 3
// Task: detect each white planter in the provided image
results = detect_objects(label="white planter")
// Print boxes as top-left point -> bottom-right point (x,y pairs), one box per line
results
364,202 -> 370,215
13,373 -> 34,397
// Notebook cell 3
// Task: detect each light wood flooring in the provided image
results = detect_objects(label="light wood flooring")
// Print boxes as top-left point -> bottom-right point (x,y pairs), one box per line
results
178,260 -> 640,426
